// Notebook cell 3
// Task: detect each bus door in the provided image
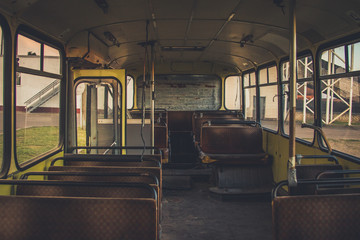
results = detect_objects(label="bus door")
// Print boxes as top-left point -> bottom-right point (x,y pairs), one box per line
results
72,69 -> 126,154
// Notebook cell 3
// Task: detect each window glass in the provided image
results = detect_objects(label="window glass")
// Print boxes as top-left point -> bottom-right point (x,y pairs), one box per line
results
281,62 -> 290,82
76,80 -> 121,154
249,72 -> 256,86
225,76 -> 241,110
297,56 -> 313,79
16,74 -> 60,164
319,43 -> 360,158
136,75 -> 221,111
259,69 -> 267,85
268,66 -> 277,83
259,85 -> 278,130
17,35 -> 41,70
127,76 -> 134,109
259,66 -> 278,130
16,34 -> 61,165
97,84 -> 114,120
243,73 -> 250,87
348,42 -> 360,72
44,45 -> 60,74
320,75 -> 360,158
320,46 -> 346,76
281,56 -> 315,141
244,87 -> 256,121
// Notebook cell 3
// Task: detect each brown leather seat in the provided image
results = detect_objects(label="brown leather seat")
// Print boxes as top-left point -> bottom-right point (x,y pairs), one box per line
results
273,193 -> 360,240
0,195 -> 157,240
289,164 -> 343,195
199,125 -> 270,165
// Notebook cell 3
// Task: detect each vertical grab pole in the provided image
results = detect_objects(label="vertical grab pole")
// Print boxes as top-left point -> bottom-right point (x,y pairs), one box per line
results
288,0 -> 297,187
150,43 -> 155,154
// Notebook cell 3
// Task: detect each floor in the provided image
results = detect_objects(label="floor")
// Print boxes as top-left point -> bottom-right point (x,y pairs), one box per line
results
161,181 -> 273,240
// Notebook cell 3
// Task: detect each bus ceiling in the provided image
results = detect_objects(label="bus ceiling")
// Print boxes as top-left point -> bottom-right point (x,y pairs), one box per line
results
1,0 -> 360,72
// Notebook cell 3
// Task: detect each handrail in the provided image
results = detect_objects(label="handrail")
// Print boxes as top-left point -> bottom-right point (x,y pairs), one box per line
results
70,146 -> 161,151
0,179 -> 157,200
103,141 -> 117,155
316,169 -> 360,180
202,120 -> 261,127
295,154 -> 339,165
20,171 -> 159,186
24,79 -> 60,105
272,178 -> 360,199
301,123 -> 332,153
50,154 -> 162,167
70,146 -> 162,157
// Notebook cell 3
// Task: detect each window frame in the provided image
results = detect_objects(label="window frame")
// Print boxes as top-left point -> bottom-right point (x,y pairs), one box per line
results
0,14 -> 12,178
257,63 -> 279,133
224,74 -> 242,111
135,74 -> 222,111
279,51 -> 315,146
126,75 -> 134,110
242,70 -> 257,121
73,76 -> 123,151
13,25 -> 65,170
316,32 -> 360,163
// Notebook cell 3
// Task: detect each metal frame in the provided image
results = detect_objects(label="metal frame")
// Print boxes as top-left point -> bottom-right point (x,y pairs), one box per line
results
0,13 -> 12,178
73,75 -> 124,154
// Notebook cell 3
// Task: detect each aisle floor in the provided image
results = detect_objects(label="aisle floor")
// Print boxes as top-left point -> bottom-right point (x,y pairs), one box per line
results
161,182 -> 273,240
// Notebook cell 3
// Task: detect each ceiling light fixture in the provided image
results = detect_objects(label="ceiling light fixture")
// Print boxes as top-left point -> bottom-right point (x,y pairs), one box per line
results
240,34 -> 254,48
104,31 -> 120,47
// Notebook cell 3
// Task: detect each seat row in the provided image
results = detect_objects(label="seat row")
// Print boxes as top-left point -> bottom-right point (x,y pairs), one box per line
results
272,161 -> 360,240
0,153 -> 162,240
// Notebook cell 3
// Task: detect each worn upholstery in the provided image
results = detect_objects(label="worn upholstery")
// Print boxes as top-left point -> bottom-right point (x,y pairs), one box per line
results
0,195 -> 157,240
192,114 -> 239,143
48,165 -> 162,205
16,184 -> 154,199
199,125 -> 269,165
273,194 -> 360,240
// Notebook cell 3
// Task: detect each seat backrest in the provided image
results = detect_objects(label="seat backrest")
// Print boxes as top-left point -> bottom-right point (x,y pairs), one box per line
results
0,195 -> 157,240
192,115 -> 239,142
200,125 -> 264,154
16,183 -> 155,199
273,194 -> 360,240
290,164 -> 343,195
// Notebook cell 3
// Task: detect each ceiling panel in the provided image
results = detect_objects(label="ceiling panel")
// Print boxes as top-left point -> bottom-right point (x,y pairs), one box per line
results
187,20 -> 224,40
151,0 -> 193,19
156,20 -> 188,39
195,0 -> 240,19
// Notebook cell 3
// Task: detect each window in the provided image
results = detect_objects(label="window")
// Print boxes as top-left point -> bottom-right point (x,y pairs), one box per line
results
15,33 -> 62,165
259,66 -> 278,130
75,79 -> 122,154
127,76 -> 134,109
281,56 -> 314,142
244,72 -> 256,121
136,75 -> 221,111
225,76 -> 241,110
319,42 -> 360,158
